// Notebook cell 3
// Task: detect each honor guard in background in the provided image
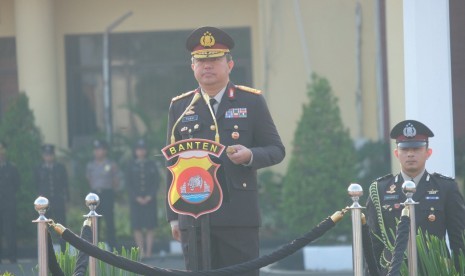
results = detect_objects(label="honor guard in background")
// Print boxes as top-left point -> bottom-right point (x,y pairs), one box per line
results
126,139 -> 160,259
0,141 -> 20,263
86,139 -> 119,249
166,26 -> 285,275
366,120 -> 465,275
35,144 -> 69,251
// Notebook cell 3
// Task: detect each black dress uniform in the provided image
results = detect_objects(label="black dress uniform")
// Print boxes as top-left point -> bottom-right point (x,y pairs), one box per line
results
366,120 -> 465,275
0,142 -> 20,263
35,144 -> 69,250
166,27 -> 285,276
126,145 -> 160,231
36,145 -> 69,225
367,172 -> 465,273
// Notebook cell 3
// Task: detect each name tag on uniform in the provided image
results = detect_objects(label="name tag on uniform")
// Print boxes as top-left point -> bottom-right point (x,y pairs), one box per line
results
384,195 -> 399,200
225,108 -> 247,118
182,115 -> 198,122
425,196 -> 439,200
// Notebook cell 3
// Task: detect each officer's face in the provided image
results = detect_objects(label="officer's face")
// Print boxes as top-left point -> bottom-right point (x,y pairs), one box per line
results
42,154 -> 55,163
191,56 -> 234,93
394,146 -> 432,176
135,148 -> 147,159
93,148 -> 106,159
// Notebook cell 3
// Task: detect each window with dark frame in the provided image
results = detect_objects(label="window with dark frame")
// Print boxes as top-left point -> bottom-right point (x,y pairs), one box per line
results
65,27 -> 253,148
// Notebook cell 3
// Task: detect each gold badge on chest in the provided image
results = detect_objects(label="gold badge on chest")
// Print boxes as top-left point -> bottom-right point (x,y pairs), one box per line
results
428,207 -> 436,222
386,184 -> 396,194
185,105 -> 196,115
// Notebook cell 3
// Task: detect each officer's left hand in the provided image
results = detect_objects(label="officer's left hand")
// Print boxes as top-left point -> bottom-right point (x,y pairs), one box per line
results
226,144 -> 252,165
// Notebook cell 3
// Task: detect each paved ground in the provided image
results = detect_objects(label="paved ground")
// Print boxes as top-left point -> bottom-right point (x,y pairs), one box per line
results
0,250 -> 352,276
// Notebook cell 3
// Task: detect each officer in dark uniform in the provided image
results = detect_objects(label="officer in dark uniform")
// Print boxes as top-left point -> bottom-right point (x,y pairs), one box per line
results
366,120 -> 465,275
35,144 -> 69,251
0,141 -> 20,263
166,26 -> 285,275
126,138 -> 160,258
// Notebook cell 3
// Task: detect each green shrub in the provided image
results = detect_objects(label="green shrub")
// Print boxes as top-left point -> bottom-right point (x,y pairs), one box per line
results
0,93 -> 42,240
415,229 -> 465,275
258,170 -> 285,239
280,74 -> 357,242
55,242 -> 140,275
355,140 -> 391,192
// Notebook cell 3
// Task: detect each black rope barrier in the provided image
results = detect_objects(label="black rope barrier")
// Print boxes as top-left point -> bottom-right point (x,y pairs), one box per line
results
52,211 -> 344,276
61,227 -> 181,276
362,223 -> 380,276
47,231 -> 65,276
199,216 -> 335,276
73,222 -> 93,276
386,214 -> 410,276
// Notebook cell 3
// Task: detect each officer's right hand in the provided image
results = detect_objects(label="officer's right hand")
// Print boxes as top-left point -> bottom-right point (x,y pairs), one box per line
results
171,223 -> 181,241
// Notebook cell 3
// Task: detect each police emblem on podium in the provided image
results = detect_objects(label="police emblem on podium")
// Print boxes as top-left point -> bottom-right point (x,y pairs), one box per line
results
162,139 -> 225,218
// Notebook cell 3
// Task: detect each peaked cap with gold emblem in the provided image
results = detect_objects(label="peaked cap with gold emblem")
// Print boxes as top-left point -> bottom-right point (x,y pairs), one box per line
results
186,26 -> 235,59
390,119 -> 434,148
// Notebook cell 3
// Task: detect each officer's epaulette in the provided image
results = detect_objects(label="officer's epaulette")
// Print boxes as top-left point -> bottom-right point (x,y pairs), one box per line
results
374,173 -> 393,183
171,90 -> 196,102
235,85 -> 262,95
432,172 -> 454,180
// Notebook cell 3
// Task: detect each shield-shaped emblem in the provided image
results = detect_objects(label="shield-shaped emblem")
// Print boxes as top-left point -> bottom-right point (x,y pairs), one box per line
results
162,139 -> 225,218
168,156 -> 222,218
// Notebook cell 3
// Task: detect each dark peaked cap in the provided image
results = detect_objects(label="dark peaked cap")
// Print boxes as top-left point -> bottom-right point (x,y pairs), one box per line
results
93,139 -> 108,149
134,138 -> 147,149
42,144 -> 55,154
390,119 -> 434,148
186,26 -> 234,59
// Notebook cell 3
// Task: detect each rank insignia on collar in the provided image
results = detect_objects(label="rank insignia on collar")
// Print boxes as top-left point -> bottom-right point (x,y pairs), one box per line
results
382,204 -> 390,210
386,184 -> 396,194
427,189 -> 438,195
228,87 -> 235,99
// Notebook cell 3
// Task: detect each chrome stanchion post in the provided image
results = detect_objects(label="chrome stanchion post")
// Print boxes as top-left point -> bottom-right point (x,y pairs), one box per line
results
348,183 -> 364,276
32,196 -> 51,276
402,180 -> 418,276
83,193 -> 102,276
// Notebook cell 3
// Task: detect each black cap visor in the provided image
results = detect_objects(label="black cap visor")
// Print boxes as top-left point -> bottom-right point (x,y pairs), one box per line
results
397,141 -> 427,149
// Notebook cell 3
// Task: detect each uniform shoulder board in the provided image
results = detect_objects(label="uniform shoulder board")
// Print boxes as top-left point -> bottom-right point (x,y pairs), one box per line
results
171,90 -> 196,102
432,172 -> 454,180
235,85 -> 262,95
374,173 -> 393,183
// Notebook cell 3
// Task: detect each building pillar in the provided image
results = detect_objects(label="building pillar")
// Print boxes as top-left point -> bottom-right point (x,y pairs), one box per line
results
14,0 -> 61,146
403,0 -> 454,176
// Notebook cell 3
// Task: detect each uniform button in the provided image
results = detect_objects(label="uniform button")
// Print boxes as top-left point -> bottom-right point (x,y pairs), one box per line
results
210,125 -> 216,131
234,125 -> 239,130
242,183 -> 247,188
